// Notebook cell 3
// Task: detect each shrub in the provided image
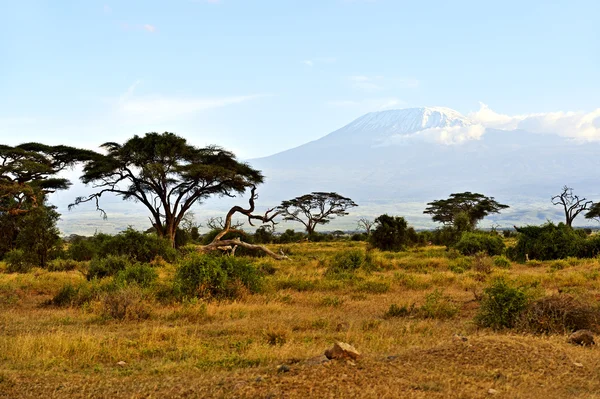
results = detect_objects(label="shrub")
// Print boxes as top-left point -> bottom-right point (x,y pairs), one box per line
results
115,264 -> 158,288
326,249 -> 365,275
510,223 -> 584,261
384,303 -> 416,318
448,257 -> 471,274
175,254 -> 263,300
475,278 -> 530,329
356,280 -> 390,293
97,228 -> 177,263
454,232 -> 504,256
549,260 -> 569,272
67,237 -> 98,261
47,258 -> 80,272
515,295 -> 600,334
276,229 -> 305,244
472,252 -> 493,274
100,286 -> 152,320
493,255 -> 511,269
49,281 -> 102,307
5,249 -> 33,273
87,255 -> 132,280
419,289 -> 459,319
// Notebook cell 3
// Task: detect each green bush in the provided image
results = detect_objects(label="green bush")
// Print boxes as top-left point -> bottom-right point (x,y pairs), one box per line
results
475,278 -> 530,329
87,255 -> 132,280
97,228 -> 177,263
419,289 -> 459,319
115,264 -> 158,287
175,254 -> 263,300
47,258 -> 80,272
493,255 -> 512,269
454,232 -> 504,256
509,222 -> 587,261
67,237 -> 98,261
49,281 -> 103,307
5,249 -> 33,273
326,249 -> 365,275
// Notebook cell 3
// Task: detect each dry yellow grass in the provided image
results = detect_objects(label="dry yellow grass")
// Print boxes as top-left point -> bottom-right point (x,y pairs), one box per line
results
1,243 -> 600,398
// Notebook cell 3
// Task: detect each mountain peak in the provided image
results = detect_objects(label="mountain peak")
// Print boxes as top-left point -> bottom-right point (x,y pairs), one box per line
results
345,107 -> 473,136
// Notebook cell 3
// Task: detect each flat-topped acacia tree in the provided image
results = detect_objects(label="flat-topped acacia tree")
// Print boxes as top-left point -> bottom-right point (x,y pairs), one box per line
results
71,132 -> 264,248
1,143 -> 96,215
277,192 -> 357,235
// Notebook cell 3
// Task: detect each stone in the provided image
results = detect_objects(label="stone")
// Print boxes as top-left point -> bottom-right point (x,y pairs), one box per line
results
488,388 -> 498,395
304,354 -> 331,366
573,362 -> 583,368
568,330 -> 595,346
324,342 -> 360,360
116,361 -> 127,367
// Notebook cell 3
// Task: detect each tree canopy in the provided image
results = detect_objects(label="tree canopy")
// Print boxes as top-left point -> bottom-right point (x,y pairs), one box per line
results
423,192 -> 509,229
71,132 -> 264,246
277,192 -> 357,235
0,143 -> 96,215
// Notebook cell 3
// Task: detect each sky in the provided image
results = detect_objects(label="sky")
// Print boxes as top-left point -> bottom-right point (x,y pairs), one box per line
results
1,0 -> 599,159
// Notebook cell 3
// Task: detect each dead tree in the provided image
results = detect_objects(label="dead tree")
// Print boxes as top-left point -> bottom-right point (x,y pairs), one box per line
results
551,186 -> 593,228
357,217 -> 374,235
199,186 -> 287,260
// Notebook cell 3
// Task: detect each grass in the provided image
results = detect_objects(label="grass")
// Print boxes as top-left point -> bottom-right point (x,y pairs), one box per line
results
1,242 -> 600,398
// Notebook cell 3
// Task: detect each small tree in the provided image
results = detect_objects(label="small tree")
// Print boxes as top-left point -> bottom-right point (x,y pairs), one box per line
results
424,192 -> 509,229
369,214 -> 410,251
357,217 -> 374,236
551,186 -> 593,228
277,192 -> 357,235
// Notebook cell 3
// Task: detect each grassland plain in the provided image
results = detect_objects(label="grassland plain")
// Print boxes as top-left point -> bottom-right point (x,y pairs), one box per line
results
1,242 -> 600,398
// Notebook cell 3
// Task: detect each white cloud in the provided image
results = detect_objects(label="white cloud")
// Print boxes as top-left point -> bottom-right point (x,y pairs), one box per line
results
103,4 -> 112,14
470,103 -> 600,141
143,24 -> 156,33
303,60 -> 314,67
382,125 -> 486,146
117,82 -> 264,122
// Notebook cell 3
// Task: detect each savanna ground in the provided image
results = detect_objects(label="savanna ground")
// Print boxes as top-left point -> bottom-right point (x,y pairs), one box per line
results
1,241 -> 600,398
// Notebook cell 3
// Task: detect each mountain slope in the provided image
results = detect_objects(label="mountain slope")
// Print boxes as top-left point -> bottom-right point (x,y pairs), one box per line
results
250,107 -> 600,228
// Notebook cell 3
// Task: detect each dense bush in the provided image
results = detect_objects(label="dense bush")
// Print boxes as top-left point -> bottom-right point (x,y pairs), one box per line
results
47,258 -> 80,272
369,214 -> 414,251
510,223 -> 580,261
67,236 -> 98,261
508,222 -> 600,261
475,278 -> 530,329
98,228 -> 177,263
276,229 -> 306,244
326,249 -> 367,275
493,255 -> 512,269
4,249 -> 34,273
115,264 -> 158,288
515,295 -> 600,334
454,232 -> 504,256
87,255 -> 132,280
175,254 -> 263,299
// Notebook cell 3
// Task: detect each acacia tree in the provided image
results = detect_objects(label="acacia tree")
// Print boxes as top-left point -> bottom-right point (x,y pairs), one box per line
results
0,143 -> 95,259
277,192 -> 357,235
551,186 -> 593,227
424,192 -> 509,229
71,132 -> 263,247
1,143 -> 96,215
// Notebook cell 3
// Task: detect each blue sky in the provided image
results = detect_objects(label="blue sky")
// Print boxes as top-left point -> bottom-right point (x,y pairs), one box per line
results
2,0 -> 599,158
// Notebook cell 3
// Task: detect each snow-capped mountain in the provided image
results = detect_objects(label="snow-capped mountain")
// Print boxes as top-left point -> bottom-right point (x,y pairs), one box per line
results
249,107 -> 600,228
